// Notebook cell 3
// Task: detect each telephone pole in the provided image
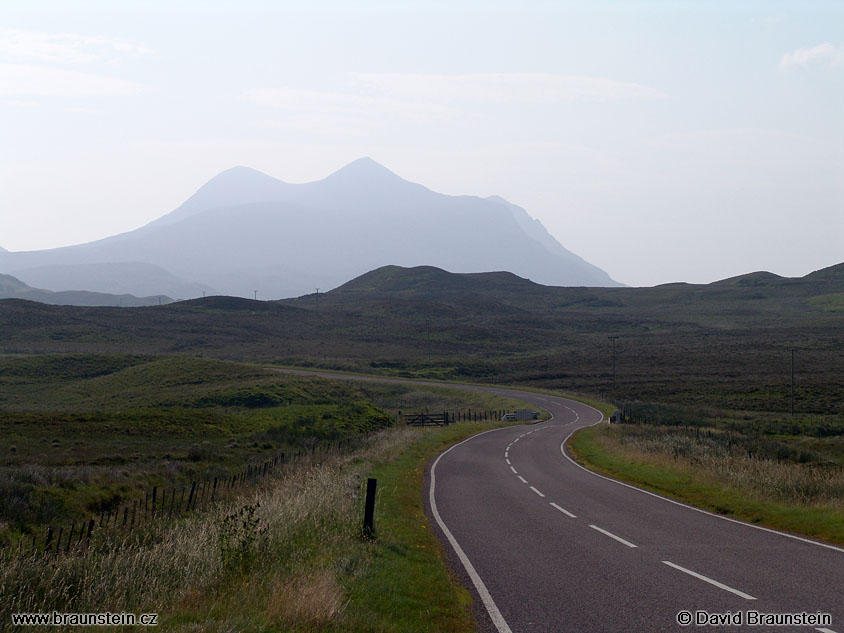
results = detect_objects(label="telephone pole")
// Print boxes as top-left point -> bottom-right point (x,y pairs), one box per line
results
608,335 -> 619,390
253,290 -> 258,301
315,288 -> 320,310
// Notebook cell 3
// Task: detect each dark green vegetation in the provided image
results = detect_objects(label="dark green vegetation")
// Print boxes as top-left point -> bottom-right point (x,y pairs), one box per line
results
2,261 -> 844,545
3,422 -> 511,632
0,353 -> 527,545
3,262 -> 843,413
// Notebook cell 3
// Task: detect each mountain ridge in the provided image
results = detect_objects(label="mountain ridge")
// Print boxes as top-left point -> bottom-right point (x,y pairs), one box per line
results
0,158 -> 620,297
0,273 -> 172,307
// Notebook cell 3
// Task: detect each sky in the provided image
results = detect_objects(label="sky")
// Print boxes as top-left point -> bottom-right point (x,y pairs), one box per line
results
1,0 -> 842,287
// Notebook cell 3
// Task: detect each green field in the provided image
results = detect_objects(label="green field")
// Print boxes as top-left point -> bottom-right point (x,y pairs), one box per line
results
2,262 -> 844,630
0,353 -> 529,546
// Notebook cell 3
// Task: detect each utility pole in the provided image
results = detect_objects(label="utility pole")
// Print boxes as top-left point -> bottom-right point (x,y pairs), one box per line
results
608,335 -> 619,390
790,348 -> 795,416
253,290 -> 258,301
315,288 -> 320,310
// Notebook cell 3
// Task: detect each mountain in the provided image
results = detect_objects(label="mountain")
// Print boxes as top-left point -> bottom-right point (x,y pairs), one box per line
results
0,273 -> 172,307
0,158 -> 620,298
0,246 -> 7,253
12,262 -> 211,300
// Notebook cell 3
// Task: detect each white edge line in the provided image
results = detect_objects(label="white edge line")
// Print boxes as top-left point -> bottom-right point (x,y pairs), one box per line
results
662,560 -> 756,600
530,486 -> 546,498
430,427 -> 515,633
518,475 -> 528,484
589,524 -> 638,548
549,502 -> 576,518
559,406 -> 844,556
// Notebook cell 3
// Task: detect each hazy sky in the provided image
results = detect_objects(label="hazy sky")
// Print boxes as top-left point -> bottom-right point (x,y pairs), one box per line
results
2,0 -> 842,286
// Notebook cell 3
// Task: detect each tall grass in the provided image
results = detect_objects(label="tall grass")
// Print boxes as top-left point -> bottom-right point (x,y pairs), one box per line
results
598,425 -> 844,510
0,427 -> 425,632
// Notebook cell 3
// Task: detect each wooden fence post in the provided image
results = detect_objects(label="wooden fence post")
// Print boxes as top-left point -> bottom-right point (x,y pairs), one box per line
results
362,478 -> 377,539
152,486 -> 158,518
187,481 -> 196,511
44,526 -> 53,553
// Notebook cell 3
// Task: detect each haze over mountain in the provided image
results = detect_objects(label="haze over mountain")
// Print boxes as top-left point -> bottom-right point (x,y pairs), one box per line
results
0,273 -> 171,307
0,158 -> 620,299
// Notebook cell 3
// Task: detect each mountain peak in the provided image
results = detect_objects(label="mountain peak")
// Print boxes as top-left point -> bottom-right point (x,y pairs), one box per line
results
202,165 -> 283,190
147,165 -> 289,229
0,245 -> 7,253
325,157 -> 405,184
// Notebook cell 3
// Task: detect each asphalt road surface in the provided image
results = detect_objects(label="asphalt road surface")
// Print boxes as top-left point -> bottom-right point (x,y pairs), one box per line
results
276,370 -> 844,633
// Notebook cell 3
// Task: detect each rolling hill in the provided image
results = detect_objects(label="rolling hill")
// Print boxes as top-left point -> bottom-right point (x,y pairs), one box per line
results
1,262 -> 843,413
0,273 -> 172,307
0,158 -> 619,299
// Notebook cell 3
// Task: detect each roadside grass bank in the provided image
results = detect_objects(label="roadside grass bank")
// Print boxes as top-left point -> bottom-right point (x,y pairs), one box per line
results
0,354 -> 532,545
1,420 -> 515,633
569,424 -> 844,546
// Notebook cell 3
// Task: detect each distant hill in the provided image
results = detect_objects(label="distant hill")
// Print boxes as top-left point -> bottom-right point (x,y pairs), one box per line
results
0,158 -> 620,299
11,262 -> 211,300
2,260 -> 843,413
0,273 -> 172,307
0,246 -> 7,253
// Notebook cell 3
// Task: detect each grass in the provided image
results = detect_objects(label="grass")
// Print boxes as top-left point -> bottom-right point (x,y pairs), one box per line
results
1,420 -> 519,632
0,353 -> 533,546
569,424 -> 844,545
4,262 -> 844,416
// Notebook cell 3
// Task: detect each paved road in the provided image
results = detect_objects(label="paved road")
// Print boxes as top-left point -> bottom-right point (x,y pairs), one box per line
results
275,370 -> 844,633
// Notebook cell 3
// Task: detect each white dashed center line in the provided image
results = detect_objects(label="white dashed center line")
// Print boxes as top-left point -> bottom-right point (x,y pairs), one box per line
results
549,502 -> 576,518
517,475 -> 528,484
510,466 -> 518,474
662,561 -> 756,600
529,486 -> 545,498
589,524 -> 638,548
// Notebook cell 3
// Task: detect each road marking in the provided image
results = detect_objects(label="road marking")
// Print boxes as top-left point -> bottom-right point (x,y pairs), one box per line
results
815,628 -> 839,633
588,524 -> 638,548
505,458 -> 511,465
510,466 -> 517,474
661,561 -> 756,600
530,486 -> 545,498
430,428 -> 515,633
504,451 -> 508,458
549,502 -> 576,518
559,421 -> 844,556
517,475 -> 528,483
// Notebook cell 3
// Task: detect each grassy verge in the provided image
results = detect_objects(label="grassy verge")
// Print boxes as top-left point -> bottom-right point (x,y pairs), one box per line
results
1,420 -> 515,632
343,421 -> 511,632
569,425 -> 844,546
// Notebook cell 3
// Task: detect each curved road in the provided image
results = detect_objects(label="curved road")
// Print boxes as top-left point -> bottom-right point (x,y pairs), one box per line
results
276,371 -> 844,633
